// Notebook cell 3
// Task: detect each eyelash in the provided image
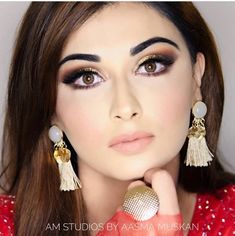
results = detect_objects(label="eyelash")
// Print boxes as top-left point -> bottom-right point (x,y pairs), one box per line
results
62,54 -> 175,89
135,54 -> 174,77
63,68 -> 102,90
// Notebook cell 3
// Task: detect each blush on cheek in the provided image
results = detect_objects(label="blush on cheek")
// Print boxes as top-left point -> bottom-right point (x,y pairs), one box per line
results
158,88 -> 192,126
60,108 -> 105,148
153,92 -> 192,161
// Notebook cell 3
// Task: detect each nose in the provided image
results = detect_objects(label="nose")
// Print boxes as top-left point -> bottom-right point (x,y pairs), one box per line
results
110,80 -> 142,121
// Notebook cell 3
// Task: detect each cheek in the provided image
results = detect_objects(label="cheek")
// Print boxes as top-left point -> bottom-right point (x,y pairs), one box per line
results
159,88 -> 192,126
161,91 -> 191,147
55,91 -> 106,150
154,69 -> 194,128
148,76 -> 194,156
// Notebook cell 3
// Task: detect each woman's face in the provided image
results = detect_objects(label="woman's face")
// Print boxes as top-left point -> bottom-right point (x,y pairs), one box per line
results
55,3 -> 204,180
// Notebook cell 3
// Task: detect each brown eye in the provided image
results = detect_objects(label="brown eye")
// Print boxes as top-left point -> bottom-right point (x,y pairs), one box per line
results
63,69 -> 104,89
136,55 -> 175,76
83,73 -> 94,84
144,62 -> 157,72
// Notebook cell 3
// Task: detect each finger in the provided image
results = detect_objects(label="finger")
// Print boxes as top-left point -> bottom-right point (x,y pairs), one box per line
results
127,180 -> 146,190
116,180 -> 146,212
144,167 -> 160,184
144,169 -> 180,215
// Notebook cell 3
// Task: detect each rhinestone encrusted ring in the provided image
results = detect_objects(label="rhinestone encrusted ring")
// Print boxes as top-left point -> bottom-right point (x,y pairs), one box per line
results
122,185 -> 160,221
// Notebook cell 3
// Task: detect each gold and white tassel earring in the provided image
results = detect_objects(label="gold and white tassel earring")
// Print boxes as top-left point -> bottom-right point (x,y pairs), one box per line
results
48,125 -> 82,191
185,101 -> 214,167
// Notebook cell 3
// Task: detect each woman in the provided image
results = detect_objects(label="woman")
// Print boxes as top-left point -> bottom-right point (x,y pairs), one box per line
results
0,2 -> 235,236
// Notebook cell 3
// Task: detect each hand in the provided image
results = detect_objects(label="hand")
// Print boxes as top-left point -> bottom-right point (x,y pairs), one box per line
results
143,168 -> 180,215
96,168 -> 183,236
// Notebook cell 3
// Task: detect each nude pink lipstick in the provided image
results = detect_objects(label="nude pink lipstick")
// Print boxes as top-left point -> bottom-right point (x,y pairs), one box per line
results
109,131 -> 154,155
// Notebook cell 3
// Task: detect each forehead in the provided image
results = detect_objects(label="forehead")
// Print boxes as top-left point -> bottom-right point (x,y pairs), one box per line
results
62,3 -> 186,57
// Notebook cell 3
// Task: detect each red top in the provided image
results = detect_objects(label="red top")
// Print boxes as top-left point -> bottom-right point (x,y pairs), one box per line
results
0,195 -> 15,236
188,184 -> 235,235
0,185 -> 235,235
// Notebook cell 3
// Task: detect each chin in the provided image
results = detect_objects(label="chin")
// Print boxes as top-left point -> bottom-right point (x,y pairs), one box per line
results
110,164 -> 150,181
121,158 -> 173,179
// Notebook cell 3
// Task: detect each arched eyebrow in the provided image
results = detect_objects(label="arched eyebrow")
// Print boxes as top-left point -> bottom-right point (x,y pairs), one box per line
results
130,36 -> 179,56
59,54 -> 100,66
59,36 -> 179,67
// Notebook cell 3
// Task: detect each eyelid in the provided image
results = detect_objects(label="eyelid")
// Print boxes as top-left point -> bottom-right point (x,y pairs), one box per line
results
76,67 -> 99,74
78,67 -> 106,83
62,67 -> 103,83
137,54 -> 159,67
134,53 -> 175,71
62,67 -> 105,90
133,55 -> 156,72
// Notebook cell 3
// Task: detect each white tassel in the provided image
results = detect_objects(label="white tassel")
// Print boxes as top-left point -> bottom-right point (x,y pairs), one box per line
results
186,101 -> 214,167
57,160 -> 82,191
53,144 -> 82,191
48,125 -> 82,191
186,136 -> 213,167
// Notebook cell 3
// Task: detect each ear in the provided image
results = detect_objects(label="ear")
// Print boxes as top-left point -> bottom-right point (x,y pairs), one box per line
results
192,52 -> 205,104
50,114 -> 61,128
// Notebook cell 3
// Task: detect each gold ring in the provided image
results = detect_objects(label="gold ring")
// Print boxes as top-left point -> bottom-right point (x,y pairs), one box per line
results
122,185 -> 160,221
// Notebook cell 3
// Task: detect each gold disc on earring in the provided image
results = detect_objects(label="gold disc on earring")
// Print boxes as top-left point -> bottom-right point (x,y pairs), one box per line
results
54,148 -> 71,163
122,185 -> 159,221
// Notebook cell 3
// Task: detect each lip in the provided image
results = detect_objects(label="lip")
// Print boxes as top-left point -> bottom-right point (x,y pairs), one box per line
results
109,131 -> 154,155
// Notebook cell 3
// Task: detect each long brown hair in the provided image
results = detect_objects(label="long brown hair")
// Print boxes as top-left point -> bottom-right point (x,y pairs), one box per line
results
1,2 -> 234,235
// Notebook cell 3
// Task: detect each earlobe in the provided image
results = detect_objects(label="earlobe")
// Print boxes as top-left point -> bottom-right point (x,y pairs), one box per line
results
50,114 -> 59,127
50,114 -> 64,132
193,52 -> 205,88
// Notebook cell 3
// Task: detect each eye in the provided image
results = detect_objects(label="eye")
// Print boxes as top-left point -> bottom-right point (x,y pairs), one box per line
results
135,55 -> 175,76
62,69 -> 104,89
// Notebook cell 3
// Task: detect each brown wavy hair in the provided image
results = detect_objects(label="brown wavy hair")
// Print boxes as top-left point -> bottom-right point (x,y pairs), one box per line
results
1,2 -> 235,236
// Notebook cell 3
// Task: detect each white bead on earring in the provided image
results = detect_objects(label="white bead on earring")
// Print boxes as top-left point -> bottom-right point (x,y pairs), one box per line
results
48,125 -> 82,191
185,101 -> 214,167
192,101 -> 207,118
48,125 -> 63,143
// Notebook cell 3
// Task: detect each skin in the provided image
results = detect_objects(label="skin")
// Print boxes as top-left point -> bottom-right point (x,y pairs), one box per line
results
54,3 -> 205,235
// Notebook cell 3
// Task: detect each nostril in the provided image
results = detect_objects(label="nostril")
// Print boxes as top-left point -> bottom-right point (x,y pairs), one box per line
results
114,112 -> 138,120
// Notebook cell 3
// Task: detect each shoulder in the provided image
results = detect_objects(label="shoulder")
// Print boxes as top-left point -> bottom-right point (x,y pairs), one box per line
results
0,195 -> 15,235
190,184 -> 235,235
200,184 -> 235,210
196,184 -> 235,212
